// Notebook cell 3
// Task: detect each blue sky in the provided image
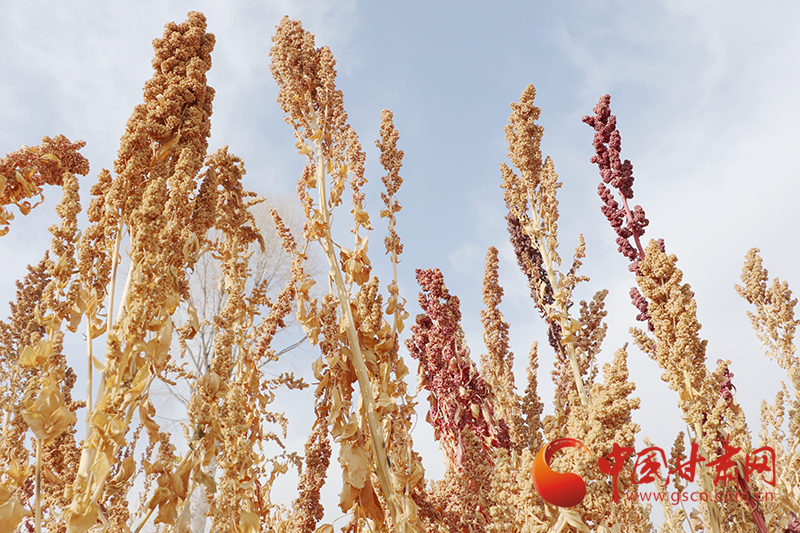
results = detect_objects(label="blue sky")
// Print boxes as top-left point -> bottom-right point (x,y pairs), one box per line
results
2,0 -> 799,526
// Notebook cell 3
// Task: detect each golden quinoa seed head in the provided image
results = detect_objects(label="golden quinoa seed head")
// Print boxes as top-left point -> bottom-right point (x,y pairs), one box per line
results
113,11 -> 214,222
479,246 -> 519,444
291,425 -> 331,533
736,247 -> 799,372
520,342 -> 545,454
580,347 -> 649,530
0,135 -> 89,237
632,240 -> 710,413
505,84 -> 544,192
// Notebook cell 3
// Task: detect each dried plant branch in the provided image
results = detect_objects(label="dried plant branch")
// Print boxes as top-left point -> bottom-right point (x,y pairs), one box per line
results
582,95 -> 791,532
502,85 -> 590,409
270,16 -> 424,532
0,136 -> 89,237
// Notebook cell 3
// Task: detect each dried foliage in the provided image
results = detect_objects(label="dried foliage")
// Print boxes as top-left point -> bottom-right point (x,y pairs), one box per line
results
0,11 -> 797,533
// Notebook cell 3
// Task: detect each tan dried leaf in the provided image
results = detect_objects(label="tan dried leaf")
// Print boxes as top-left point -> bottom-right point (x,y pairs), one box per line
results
352,206 -> 370,225
140,398 -> 160,443
340,440 -> 371,486
238,510 -> 260,533
186,302 -> 200,339
561,509 -> 590,533
20,378 -> 78,444
194,468 -> 217,495
91,451 -> 112,491
312,356 -> 326,380
174,500 -> 192,533
0,484 -> 31,533
110,454 -> 136,486
65,500 -> 98,533
19,338 -> 53,368
39,154 -> 61,164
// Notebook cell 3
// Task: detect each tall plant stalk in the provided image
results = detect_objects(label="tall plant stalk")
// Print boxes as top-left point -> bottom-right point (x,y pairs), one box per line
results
312,127 -> 400,531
